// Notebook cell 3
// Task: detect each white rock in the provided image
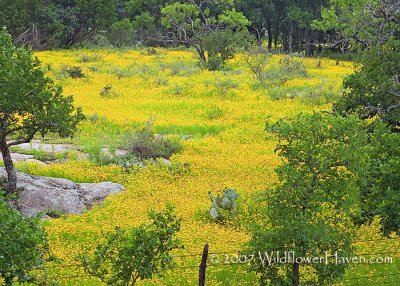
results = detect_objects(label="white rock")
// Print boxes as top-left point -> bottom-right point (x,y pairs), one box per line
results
0,168 -> 125,217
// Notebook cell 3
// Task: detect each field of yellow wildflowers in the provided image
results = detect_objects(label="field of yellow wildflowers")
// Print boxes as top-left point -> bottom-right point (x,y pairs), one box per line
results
15,49 -> 399,285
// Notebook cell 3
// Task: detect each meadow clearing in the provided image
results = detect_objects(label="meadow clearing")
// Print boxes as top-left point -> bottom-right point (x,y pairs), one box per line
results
11,48 -> 400,285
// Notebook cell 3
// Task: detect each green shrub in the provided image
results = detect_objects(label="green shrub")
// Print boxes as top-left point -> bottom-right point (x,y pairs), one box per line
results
214,79 -> 239,99
0,195 -> 51,285
137,64 -> 157,78
125,120 -> 182,160
166,61 -> 199,76
100,84 -> 113,97
268,81 -> 339,105
78,54 -> 102,63
79,205 -> 182,286
265,55 -> 308,85
169,84 -> 186,96
32,148 -> 57,161
154,77 -> 169,86
109,19 -> 134,47
110,66 -> 136,79
201,29 -> 251,70
244,47 -> 271,87
64,66 -> 85,79
206,105 -> 224,120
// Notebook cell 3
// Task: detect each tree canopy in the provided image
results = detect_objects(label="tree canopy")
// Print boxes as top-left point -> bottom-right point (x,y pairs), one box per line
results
0,28 -> 84,194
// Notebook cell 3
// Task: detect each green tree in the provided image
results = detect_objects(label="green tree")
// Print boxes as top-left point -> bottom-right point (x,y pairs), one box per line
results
109,18 -> 134,47
247,113 -> 368,286
312,0 -> 400,51
235,0 -> 275,47
0,28 -> 84,195
359,121 -> 400,234
0,195 -> 50,286
80,205 -> 182,286
124,0 -> 163,44
334,40 -> 400,129
160,1 -> 250,69
0,0 -> 40,38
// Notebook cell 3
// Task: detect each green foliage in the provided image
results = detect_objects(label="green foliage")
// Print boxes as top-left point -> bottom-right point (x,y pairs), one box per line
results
64,66 -> 85,79
359,121 -> 400,234
209,188 -> 238,221
109,19 -> 134,47
313,0 -> 399,50
268,80 -> 340,105
265,55 -> 308,85
205,105 -> 224,120
161,2 -> 250,70
125,120 -> 182,160
0,28 -> 84,194
0,28 -> 84,141
131,12 -> 156,43
0,27 -> 83,141
247,113 -> 369,285
334,40 -> 400,129
78,54 -> 102,63
214,79 -> 239,98
235,0 -> 275,46
202,29 -> 251,70
80,205 -> 182,286
100,84 -> 120,98
0,195 -> 50,285
244,47 -> 271,86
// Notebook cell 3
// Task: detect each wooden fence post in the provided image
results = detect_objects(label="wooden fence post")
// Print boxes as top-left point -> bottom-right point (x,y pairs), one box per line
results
199,243 -> 209,286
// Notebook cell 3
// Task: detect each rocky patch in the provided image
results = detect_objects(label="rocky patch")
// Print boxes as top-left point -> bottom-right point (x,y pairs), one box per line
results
0,168 -> 125,217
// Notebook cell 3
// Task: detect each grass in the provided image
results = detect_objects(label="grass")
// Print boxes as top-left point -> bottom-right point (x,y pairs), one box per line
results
12,48 -> 397,285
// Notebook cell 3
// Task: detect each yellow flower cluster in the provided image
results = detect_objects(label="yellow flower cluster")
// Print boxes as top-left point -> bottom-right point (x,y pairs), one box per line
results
16,49 -> 393,285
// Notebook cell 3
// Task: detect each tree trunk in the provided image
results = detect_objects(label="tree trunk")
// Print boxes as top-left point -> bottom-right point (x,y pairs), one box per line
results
274,21 -> 279,50
292,261 -> 300,286
195,45 -> 206,62
267,21 -> 273,50
288,21 -> 293,54
255,28 -> 262,47
0,141 -> 17,195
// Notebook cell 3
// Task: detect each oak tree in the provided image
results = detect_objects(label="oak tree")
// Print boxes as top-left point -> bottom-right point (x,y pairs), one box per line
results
0,28 -> 84,195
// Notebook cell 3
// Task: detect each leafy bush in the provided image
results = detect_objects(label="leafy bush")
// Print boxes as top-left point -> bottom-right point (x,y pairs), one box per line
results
154,77 -> 169,86
201,29 -> 251,70
206,105 -> 224,120
265,55 -> 308,85
268,81 -> 339,104
125,120 -> 182,160
64,66 -> 85,79
169,84 -> 187,96
165,61 -> 199,76
135,64 -> 158,80
247,113 -> 366,285
80,205 -> 182,286
244,47 -> 271,87
0,195 -> 51,285
100,84 -> 120,98
78,54 -> 102,63
214,79 -> 239,99
109,19 -> 134,47
334,40 -> 400,129
110,65 -> 136,79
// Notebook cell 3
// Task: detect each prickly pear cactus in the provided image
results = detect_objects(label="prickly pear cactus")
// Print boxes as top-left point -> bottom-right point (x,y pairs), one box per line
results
209,188 -> 238,221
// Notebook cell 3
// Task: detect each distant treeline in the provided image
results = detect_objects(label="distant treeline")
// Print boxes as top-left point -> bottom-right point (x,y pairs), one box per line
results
0,0 -> 396,55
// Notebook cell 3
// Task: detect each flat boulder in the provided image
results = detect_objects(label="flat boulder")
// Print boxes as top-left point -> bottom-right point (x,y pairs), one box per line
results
0,168 -> 125,217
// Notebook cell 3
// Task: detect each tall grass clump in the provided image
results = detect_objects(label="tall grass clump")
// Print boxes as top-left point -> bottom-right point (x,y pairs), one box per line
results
265,55 -> 308,85
125,120 -> 182,160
